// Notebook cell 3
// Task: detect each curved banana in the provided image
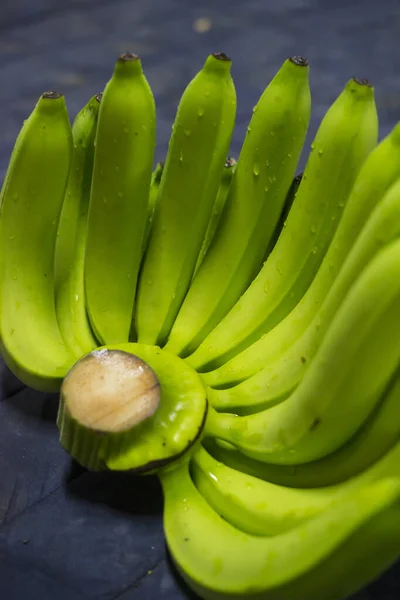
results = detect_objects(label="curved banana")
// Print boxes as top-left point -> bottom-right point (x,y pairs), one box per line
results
193,156 -> 237,278
161,461 -> 400,600
0,112 -> 33,209
54,93 -> 101,358
205,369 -> 400,488
0,91 -> 74,391
166,57 -> 311,357
84,52 -> 156,345
58,343 -> 207,472
205,239 -> 400,465
3,49 -> 400,600
188,77 -> 378,372
135,52 -> 236,347
205,122 -> 400,390
192,441 -> 400,537
209,175 -> 400,412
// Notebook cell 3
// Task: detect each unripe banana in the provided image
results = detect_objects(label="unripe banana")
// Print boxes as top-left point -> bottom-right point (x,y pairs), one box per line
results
84,52 -> 156,345
205,239 -> 400,465
209,175 -> 400,413
192,441 -> 400,537
54,93 -> 101,359
166,57 -> 311,357
205,121 -> 400,390
188,77 -> 378,372
193,156 -> 236,278
0,116 -> 32,209
205,369 -> 400,488
135,52 -> 236,346
0,92 -> 74,391
161,460 -> 400,600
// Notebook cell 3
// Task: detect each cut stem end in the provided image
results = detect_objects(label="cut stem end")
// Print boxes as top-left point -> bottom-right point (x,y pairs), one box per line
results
62,349 -> 160,433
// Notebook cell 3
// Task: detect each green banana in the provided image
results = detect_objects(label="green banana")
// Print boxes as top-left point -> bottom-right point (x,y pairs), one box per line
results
192,440 -> 400,537
84,52 -> 156,345
141,160 -> 165,259
205,369 -> 400,488
166,57 -> 311,357
204,121 -> 400,391
161,461 -> 400,600
205,239 -> 400,465
193,156 -> 237,278
0,91 -> 74,391
58,343 -> 207,472
0,114 -> 33,209
135,52 -> 236,346
2,49 -> 400,600
188,77 -> 378,372
54,93 -> 101,359
209,174 -> 400,412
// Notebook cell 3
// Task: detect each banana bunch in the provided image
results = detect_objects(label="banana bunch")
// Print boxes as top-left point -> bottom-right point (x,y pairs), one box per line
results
1,50 -> 400,600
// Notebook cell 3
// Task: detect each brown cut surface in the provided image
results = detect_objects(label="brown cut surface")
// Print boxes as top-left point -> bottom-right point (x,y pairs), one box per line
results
62,349 -> 160,432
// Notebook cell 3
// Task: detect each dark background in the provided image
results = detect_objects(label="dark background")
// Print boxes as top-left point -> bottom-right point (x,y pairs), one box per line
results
0,1 -> 400,598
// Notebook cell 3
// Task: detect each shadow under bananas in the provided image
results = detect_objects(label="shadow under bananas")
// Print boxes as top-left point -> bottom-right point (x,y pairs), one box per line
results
0,358 -> 26,400
65,467 -> 164,517
1,358 -> 164,519
1,383 -> 58,422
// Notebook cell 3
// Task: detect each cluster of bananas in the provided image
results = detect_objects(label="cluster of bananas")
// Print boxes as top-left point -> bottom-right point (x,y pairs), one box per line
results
1,50 -> 400,600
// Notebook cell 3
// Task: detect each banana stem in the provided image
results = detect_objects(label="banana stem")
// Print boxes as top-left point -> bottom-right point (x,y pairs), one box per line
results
57,349 -> 160,469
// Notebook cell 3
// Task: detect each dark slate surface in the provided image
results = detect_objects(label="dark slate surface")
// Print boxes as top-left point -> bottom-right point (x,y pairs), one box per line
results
0,1 -> 400,598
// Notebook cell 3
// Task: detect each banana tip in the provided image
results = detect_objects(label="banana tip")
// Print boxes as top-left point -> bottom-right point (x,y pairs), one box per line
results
353,77 -> 372,87
212,52 -> 231,62
225,157 -> 237,168
95,92 -> 103,103
289,56 -> 308,67
42,90 -> 63,100
118,51 -> 140,62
